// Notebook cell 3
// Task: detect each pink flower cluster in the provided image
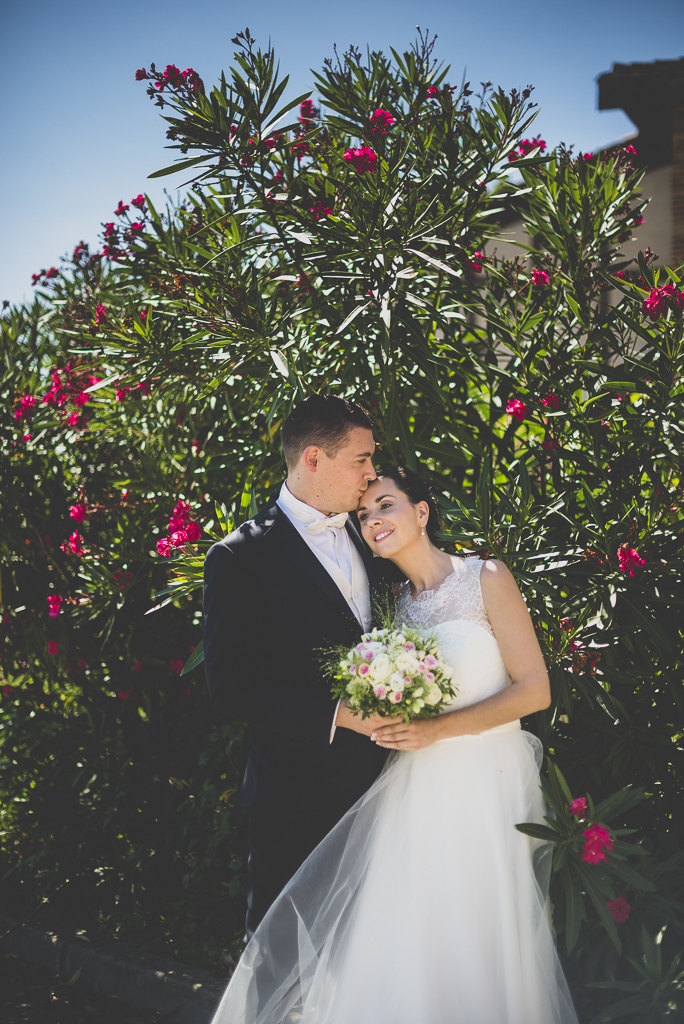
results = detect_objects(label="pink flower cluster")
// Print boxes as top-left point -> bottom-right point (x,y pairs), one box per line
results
343,146 -> 378,173
642,284 -> 684,322
115,378 -> 152,402
581,823 -> 614,864
508,136 -> 546,162
47,595 -> 63,619
138,64 -> 203,93
568,797 -> 587,818
532,269 -> 549,287
468,252 -> 484,273
617,546 -> 645,577
310,200 -> 332,220
61,531 -> 84,557
169,659 -> 184,674
426,85 -> 440,98
156,499 -> 201,556
299,99 -> 318,122
369,108 -> 394,135
31,267 -> 59,287
541,393 -> 559,411
14,394 -> 37,422
506,397 -> 527,423
607,896 -> 630,923
48,640 -> 59,655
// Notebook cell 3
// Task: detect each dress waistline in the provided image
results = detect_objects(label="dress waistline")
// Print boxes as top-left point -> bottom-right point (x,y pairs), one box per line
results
436,719 -> 521,743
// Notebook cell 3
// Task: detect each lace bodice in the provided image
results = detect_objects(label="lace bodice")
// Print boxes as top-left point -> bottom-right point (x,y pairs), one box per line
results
395,556 -> 511,715
395,556 -> 495,636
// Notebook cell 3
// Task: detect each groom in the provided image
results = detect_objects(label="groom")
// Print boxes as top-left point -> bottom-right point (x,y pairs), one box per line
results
203,394 -> 391,938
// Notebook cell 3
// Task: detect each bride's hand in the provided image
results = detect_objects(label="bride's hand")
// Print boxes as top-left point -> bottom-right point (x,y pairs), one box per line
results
371,716 -> 441,750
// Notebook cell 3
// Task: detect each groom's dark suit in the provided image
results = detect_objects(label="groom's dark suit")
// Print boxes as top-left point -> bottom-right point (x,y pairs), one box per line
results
202,499 -> 388,935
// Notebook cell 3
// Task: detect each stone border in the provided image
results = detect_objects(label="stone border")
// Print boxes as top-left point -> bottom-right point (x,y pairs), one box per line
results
0,908 -> 224,1023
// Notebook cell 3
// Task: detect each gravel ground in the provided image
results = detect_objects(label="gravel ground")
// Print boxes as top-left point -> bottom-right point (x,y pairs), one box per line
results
0,951 -> 178,1024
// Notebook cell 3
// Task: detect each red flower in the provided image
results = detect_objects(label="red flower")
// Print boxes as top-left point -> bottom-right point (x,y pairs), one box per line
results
568,797 -> 587,818
184,521 -> 201,541
506,397 -> 527,423
137,380 -> 151,396
541,394 -> 559,412
427,85 -> 440,98
310,200 -> 332,220
48,640 -> 59,655
45,267 -> 59,279
369,108 -> 395,135
95,303 -> 108,326
343,146 -> 378,173
118,687 -> 134,700
169,659 -> 184,674
468,252 -> 484,273
140,309 -> 148,321
69,503 -> 85,522
76,658 -> 88,674
131,194 -> 146,210
173,499 -> 192,521
542,438 -> 561,451
508,136 -> 547,162
581,823 -> 614,864
169,529 -> 189,547
299,99 -> 316,122
115,200 -> 130,216
47,595 -> 63,619
642,286 -> 670,322
617,546 -> 645,577
182,687 -> 192,699
61,530 -> 84,557
582,152 -> 593,161
74,390 -> 90,407
607,896 -> 630,923
115,387 -> 128,401
532,269 -> 549,287
135,69 -> 148,80
156,536 -> 172,557
625,144 -> 637,156
67,412 -> 80,427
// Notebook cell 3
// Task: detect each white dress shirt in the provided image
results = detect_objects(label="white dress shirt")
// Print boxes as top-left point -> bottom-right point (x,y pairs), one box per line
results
277,482 -> 372,742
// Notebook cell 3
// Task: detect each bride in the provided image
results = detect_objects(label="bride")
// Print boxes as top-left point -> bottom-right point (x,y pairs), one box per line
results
211,465 -> 579,1024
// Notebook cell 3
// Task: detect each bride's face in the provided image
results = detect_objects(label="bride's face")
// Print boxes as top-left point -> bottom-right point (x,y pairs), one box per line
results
357,479 -> 428,558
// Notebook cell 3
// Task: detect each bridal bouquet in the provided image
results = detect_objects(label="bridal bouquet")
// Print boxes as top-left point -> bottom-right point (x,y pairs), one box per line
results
326,625 -> 456,725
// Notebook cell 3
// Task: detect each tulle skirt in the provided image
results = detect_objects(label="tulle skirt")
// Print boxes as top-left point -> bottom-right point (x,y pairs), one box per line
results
212,722 -> 578,1024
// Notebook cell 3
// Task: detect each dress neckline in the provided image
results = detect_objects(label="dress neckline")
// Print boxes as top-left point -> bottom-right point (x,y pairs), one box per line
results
404,556 -> 467,604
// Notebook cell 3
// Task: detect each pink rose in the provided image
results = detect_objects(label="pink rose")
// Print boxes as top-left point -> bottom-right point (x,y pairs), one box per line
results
424,655 -> 437,668
390,691 -> 403,703
404,642 -> 415,651
349,664 -> 357,674
418,662 -> 426,673
425,671 -> 435,683
358,663 -> 370,677
373,684 -> 388,699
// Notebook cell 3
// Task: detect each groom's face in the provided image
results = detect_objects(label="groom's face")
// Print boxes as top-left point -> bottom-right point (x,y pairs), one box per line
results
308,426 -> 377,513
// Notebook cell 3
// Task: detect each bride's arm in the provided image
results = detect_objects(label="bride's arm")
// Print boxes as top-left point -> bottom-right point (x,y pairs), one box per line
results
372,560 -> 551,750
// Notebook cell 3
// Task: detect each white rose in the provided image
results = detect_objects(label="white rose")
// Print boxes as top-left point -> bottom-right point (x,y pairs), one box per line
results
413,687 -> 424,698
369,653 -> 391,682
388,672 -> 405,692
425,684 -> 442,706
395,651 -> 419,674
394,632 -> 406,645
416,650 -> 426,661
441,664 -> 454,679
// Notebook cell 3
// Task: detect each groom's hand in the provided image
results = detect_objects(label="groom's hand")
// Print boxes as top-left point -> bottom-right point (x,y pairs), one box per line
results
335,703 -> 400,737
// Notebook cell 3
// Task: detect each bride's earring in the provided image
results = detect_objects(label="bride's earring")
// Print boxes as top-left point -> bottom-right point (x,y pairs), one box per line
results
421,529 -> 425,536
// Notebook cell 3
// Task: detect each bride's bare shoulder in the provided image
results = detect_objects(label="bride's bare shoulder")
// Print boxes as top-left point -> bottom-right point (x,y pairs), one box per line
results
478,559 -> 523,604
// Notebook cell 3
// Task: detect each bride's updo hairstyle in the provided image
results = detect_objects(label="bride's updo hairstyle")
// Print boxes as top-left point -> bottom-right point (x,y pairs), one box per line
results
374,465 -> 443,543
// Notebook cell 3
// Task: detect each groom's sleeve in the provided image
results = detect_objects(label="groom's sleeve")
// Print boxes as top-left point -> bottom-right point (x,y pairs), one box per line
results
203,539 -> 337,745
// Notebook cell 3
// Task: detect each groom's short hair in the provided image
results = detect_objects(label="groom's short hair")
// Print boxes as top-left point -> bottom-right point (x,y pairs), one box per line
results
281,394 -> 373,469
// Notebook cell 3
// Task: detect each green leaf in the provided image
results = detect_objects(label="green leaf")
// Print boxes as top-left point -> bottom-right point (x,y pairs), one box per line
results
620,595 -> 673,652
148,155 -> 211,179
564,866 -> 584,953
181,640 -> 204,677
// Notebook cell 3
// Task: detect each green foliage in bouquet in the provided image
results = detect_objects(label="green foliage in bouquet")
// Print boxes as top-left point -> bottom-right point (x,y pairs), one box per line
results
1,28 -> 683,1016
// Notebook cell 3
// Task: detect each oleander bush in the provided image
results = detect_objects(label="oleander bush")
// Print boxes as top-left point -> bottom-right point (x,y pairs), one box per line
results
1,29 -> 683,1016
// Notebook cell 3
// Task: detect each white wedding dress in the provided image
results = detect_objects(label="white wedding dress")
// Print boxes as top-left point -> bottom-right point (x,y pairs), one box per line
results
212,556 -> 578,1024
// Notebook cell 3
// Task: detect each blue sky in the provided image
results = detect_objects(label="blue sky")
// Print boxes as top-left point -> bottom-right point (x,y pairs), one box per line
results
2,0 -> 682,307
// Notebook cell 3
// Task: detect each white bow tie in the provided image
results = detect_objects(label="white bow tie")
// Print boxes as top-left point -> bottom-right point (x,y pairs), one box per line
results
305,512 -> 349,534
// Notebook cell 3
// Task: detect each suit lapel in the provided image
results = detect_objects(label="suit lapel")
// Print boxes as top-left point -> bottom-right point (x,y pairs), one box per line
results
264,504 -> 355,619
